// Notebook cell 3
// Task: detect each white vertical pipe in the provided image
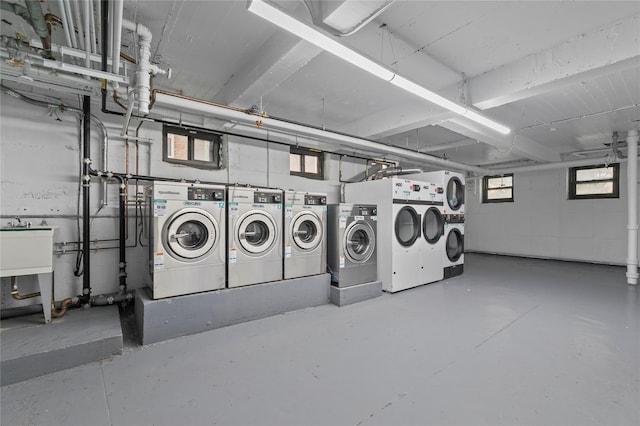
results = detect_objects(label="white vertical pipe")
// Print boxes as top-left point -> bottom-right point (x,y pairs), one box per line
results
122,19 -> 153,115
111,0 -> 124,76
94,0 -> 101,53
626,129 -> 639,285
57,0 -> 73,48
108,0 -> 114,59
63,0 -> 78,48
89,0 -> 97,53
72,0 -> 85,51
83,0 -> 91,69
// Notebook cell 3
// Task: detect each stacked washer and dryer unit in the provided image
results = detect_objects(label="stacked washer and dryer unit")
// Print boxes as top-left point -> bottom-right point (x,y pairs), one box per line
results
345,177 -> 444,293
408,171 -> 465,278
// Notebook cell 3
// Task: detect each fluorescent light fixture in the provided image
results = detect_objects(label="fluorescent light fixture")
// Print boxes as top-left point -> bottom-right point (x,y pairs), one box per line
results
247,0 -> 511,135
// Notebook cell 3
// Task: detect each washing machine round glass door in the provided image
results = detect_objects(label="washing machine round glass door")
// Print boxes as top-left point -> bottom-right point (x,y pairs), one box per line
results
423,207 -> 444,244
291,211 -> 322,251
395,206 -> 420,247
164,209 -> 218,260
344,220 -> 376,263
445,227 -> 464,262
237,211 -> 277,255
446,177 -> 464,211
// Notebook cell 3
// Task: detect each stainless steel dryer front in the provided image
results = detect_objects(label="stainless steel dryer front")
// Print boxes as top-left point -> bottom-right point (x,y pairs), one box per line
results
327,204 -> 377,287
227,186 -> 283,287
146,182 -> 226,299
284,191 -> 327,279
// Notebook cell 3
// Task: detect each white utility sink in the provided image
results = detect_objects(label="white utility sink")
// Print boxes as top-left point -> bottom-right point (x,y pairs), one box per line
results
0,227 -> 57,324
0,227 -> 56,276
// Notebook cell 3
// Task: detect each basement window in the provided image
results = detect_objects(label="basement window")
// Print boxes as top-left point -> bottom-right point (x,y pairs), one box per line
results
290,147 -> 324,180
569,163 -> 619,199
163,125 -> 222,169
482,174 -> 514,203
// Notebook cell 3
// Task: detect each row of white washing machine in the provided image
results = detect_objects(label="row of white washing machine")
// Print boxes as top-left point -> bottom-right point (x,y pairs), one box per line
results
145,182 -> 328,299
344,170 -> 465,293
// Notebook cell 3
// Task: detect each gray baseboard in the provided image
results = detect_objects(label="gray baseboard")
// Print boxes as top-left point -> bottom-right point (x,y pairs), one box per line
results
1,305 -> 123,386
330,280 -> 382,307
136,274 -> 331,345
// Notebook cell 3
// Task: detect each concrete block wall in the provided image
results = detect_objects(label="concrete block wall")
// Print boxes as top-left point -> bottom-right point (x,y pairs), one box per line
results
465,163 -> 640,265
0,94 -> 365,308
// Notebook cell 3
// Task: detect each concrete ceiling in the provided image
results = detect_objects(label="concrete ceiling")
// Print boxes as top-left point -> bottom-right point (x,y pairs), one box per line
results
5,0 -> 637,168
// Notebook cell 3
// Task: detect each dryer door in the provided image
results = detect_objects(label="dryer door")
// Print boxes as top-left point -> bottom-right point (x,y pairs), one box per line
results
445,227 -> 464,262
237,210 -> 277,255
344,220 -> 376,263
291,211 -> 323,251
164,209 -> 218,260
423,207 -> 444,244
395,206 -> 421,247
446,177 -> 464,211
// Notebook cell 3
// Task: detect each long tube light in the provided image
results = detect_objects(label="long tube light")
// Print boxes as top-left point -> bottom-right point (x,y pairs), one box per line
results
247,0 -> 511,135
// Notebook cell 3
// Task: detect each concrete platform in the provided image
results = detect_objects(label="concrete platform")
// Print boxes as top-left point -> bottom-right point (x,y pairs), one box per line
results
136,273 -> 330,345
0,305 -> 123,386
330,280 -> 383,306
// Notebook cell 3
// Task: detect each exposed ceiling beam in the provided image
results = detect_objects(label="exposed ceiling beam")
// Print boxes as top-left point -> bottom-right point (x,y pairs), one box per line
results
446,14 -> 640,110
442,118 -> 562,163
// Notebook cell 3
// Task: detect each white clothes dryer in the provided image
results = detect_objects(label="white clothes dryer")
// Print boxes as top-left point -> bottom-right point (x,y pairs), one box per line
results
146,182 -> 226,299
227,186 -> 283,288
405,170 -> 465,214
284,191 -> 327,279
346,178 -> 443,292
443,214 -> 464,278
327,204 -> 377,287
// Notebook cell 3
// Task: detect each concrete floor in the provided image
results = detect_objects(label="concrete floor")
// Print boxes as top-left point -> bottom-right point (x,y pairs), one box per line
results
1,253 -> 638,426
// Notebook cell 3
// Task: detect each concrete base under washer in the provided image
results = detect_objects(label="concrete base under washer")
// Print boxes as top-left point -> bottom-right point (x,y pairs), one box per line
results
330,280 -> 382,306
0,305 -> 123,386
135,273 -> 330,345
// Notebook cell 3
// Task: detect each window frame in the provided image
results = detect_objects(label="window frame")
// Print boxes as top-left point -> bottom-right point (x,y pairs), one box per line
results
289,146 -> 324,180
162,124 -> 222,170
482,173 -> 514,203
568,163 -> 620,200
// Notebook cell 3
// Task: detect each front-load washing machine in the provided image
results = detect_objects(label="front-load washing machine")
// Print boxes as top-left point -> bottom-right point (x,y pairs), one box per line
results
146,182 -> 226,299
346,178 -> 443,292
443,213 -> 464,278
284,191 -> 327,279
227,186 -> 283,287
327,204 -> 377,287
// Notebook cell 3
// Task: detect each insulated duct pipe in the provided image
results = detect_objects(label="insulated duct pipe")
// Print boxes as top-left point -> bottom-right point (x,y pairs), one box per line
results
82,95 -> 91,305
152,91 -> 486,174
626,129 -> 638,285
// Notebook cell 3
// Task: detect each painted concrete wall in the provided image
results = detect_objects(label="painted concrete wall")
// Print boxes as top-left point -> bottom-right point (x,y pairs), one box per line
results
465,163 -> 640,266
0,94 -> 365,308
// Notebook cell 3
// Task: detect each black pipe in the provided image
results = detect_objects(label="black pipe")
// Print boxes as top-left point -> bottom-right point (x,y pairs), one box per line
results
82,95 -> 91,306
101,0 -> 108,113
116,176 -> 127,294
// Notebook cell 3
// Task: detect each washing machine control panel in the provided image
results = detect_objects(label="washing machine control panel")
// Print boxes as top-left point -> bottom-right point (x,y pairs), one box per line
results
305,195 -> 327,205
188,186 -> 224,201
358,206 -> 377,216
254,192 -> 282,204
